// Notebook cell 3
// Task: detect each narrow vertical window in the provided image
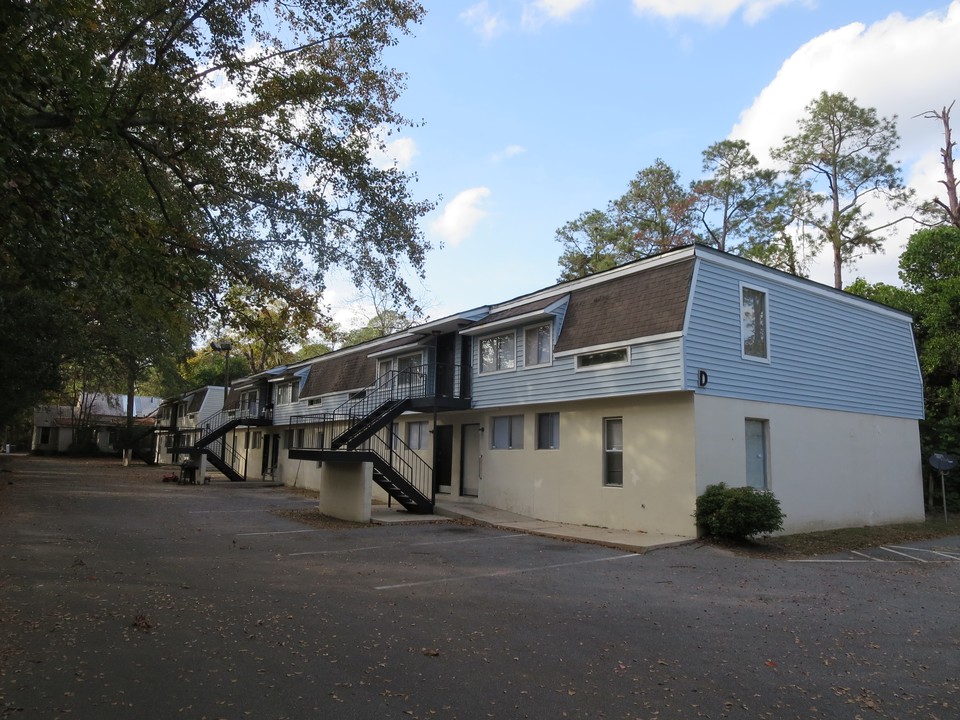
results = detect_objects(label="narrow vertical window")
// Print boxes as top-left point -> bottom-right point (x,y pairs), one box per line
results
741,285 -> 768,360
745,418 -> 769,490
491,415 -> 524,449
603,417 -> 623,487
406,421 -> 429,450
524,324 -> 552,367
536,412 -> 560,449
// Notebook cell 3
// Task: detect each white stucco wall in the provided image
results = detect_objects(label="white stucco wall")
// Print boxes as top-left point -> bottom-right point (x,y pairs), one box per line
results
693,394 -> 925,533
464,394 -> 698,538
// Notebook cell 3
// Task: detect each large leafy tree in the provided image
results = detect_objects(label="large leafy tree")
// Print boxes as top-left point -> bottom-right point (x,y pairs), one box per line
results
612,159 -> 699,257
221,284 -> 325,373
849,226 -> 960,505
1,0 -> 432,416
555,160 -> 697,280
772,91 -> 913,289
691,139 -> 783,253
554,209 -> 625,282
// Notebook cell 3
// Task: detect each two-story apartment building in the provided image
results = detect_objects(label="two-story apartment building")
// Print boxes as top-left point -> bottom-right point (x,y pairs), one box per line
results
181,245 -> 925,538
154,386 -> 226,465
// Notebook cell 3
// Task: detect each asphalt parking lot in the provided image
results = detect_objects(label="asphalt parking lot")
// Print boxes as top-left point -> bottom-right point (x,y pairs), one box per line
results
1,456 -> 959,719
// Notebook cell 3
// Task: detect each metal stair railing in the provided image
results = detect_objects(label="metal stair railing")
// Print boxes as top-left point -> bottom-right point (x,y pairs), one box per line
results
195,403 -> 269,447
205,435 -> 247,482
333,367 -> 428,421
289,413 -> 434,509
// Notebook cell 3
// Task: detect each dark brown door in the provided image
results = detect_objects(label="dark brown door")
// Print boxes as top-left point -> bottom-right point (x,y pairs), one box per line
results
434,425 -> 453,493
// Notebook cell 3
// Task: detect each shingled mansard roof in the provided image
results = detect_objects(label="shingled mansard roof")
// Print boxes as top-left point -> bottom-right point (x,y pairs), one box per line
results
553,257 -> 694,352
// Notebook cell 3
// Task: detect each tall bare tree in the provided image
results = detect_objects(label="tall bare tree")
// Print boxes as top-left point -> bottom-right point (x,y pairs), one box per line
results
918,101 -> 960,229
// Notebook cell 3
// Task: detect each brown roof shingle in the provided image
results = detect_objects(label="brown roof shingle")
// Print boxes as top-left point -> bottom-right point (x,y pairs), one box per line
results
300,349 -> 377,399
554,258 -> 694,353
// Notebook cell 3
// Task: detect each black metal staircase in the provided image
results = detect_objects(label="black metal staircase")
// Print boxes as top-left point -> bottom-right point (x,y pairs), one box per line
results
191,406 -> 271,481
289,368 -> 438,512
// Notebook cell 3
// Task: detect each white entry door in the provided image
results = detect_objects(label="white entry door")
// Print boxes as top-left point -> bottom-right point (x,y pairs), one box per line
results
461,424 -> 481,497
745,419 -> 769,489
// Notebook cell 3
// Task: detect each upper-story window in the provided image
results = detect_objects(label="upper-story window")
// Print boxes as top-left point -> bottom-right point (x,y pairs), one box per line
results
397,353 -> 424,394
576,348 -> 628,370
276,381 -> 299,405
524,323 -> 552,367
741,284 -> 769,361
240,390 -> 258,413
479,332 -> 516,374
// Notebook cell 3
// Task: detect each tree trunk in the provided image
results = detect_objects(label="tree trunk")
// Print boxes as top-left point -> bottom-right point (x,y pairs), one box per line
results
123,362 -> 136,467
833,242 -> 843,289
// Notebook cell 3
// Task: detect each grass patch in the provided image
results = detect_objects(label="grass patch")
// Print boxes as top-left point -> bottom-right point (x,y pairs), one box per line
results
724,514 -> 960,558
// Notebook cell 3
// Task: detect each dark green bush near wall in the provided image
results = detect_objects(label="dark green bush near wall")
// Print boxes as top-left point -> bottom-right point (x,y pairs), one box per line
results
696,482 -> 785,540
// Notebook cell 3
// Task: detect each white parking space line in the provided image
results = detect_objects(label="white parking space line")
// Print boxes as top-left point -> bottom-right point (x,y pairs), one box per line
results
408,533 -> 531,547
236,529 -> 322,536
790,559 -> 880,563
790,546 -> 960,564
375,553 -> 640,590
879,546 -> 928,562
189,509 -> 276,514
289,545 -> 387,556
285,532 -> 532,556
888,545 -> 960,560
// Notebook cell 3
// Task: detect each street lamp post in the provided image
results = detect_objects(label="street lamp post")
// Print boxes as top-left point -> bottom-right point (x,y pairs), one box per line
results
210,341 -> 232,409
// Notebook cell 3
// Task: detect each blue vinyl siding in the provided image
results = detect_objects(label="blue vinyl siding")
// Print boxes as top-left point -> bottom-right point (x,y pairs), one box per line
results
472,337 -> 683,409
684,258 -> 923,419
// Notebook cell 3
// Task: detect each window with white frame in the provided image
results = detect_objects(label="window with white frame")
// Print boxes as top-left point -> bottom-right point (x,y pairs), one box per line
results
240,390 -> 258,413
536,412 -> 560,450
603,417 -> 623,487
479,332 -> 516,374
397,353 -> 423,394
406,421 -> 429,450
251,431 -> 261,450
491,415 -> 524,449
577,348 -> 628,370
741,285 -> 769,360
524,323 -> 552,367
275,381 -> 299,405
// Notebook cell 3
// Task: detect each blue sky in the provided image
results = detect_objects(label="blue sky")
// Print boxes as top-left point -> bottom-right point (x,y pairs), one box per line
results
327,1 -> 960,326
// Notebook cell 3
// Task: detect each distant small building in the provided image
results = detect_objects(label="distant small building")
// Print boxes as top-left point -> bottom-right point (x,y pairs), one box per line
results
32,394 -> 162,455
153,386 -> 226,465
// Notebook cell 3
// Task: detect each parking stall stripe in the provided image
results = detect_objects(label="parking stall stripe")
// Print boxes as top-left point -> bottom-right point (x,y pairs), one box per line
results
375,553 -> 640,590
236,529 -> 322,536
888,545 -> 960,561
851,550 -> 886,561
288,545 -> 387,556
408,533 -> 531,547
879,546 -> 928,562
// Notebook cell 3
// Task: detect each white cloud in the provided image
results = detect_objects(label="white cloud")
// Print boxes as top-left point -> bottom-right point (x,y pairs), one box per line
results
730,2 -> 960,285
430,187 -> 492,246
368,131 -> 418,171
461,2 -> 508,40
522,0 -> 592,29
492,144 -> 527,162
630,0 -> 798,25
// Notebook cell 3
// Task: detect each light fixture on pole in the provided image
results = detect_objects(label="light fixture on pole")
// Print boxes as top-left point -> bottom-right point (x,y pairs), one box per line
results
210,341 -> 232,409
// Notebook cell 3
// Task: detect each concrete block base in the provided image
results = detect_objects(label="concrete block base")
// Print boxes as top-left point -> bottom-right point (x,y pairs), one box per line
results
319,461 -> 372,523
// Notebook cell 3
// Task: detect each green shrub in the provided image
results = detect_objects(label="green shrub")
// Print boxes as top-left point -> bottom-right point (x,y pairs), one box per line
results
695,482 -> 785,540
